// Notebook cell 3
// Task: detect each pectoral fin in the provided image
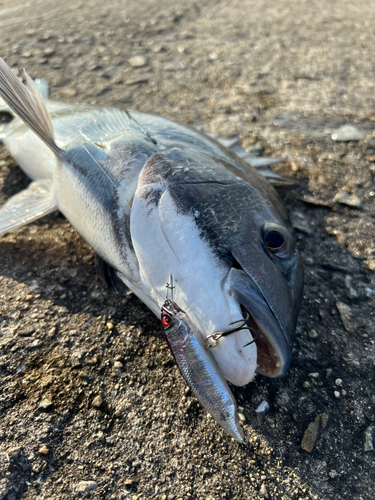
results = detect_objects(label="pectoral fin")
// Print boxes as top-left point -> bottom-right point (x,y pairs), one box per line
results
0,180 -> 57,235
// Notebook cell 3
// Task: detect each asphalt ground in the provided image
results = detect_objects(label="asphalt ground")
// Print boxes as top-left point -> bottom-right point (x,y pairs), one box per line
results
0,1 -> 374,499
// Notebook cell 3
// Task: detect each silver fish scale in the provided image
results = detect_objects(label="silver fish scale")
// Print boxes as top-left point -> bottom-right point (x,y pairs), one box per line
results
168,328 -> 245,442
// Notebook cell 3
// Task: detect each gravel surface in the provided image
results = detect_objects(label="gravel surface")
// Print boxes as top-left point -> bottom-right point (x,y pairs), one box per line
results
0,0 -> 374,499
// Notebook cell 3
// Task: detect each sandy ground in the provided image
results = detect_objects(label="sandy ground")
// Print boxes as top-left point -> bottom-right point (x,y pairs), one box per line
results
0,0 -> 374,499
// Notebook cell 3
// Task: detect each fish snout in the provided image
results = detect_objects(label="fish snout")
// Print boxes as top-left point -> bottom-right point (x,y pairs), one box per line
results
225,268 -> 293,377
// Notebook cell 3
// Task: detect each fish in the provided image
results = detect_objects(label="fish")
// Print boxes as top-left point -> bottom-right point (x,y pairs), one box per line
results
0,57 -> 303,416
161,296 -> 245,443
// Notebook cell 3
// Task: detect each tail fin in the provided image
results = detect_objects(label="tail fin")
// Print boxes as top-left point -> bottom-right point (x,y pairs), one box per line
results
0,58 -> 62,157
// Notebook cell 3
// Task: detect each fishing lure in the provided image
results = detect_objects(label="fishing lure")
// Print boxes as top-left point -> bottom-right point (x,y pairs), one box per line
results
161,278 -> 246,442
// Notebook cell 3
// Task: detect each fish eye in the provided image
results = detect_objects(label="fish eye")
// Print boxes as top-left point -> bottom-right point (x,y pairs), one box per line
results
263,224 -> 293,258
264,229 -> 284,250
161,313 -> 172,328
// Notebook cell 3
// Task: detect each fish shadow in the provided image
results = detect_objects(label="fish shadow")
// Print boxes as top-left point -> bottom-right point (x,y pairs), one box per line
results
0,224 -> 158,337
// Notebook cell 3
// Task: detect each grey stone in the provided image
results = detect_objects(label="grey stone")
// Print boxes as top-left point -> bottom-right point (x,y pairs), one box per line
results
364,426 -> 374,452
73,480 -> 97,493
7,446 -> 22,460
331,125 -> 365,141
345,275 -> 358,299
336,301 -> 365,334
334,192 -> 363,208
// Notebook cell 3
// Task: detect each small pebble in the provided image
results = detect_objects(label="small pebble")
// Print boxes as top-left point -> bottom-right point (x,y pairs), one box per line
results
48,326 -> 56,336
128,56 -> 147,68
114,361 -> 123,369
25,294 -> 33,301
334,192 -> 363,209
334,391 -> 340,398
7,446 -> 22,460
308,329 -> 318,338
238,412 -> 246,423
27,339 -> 43,350
107,322 -> 115,330
301,413 -> 328,452
364,426 -> 374,452
92,395 -> 103,408
335,378 -> 343,386
255,401 -> 269,413
259,483 -> 268,497
43,46 -> 55,56
86,354 -> 98,365
302,381 -> 310,388
60,88 -> 77,98
336,301 -> 365,334
331,124 -> 365,141
38,445 -> 49,455
39,398 -> 53,411
345,275 -> 358,299
73,481 -> 97,493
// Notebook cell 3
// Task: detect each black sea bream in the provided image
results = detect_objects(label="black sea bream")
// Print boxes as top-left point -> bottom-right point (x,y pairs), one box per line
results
0,58 -> 303,441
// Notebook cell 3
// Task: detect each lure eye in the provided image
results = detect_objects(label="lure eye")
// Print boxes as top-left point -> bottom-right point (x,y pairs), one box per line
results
263,224 -> 293,258
161,313 -> 171,328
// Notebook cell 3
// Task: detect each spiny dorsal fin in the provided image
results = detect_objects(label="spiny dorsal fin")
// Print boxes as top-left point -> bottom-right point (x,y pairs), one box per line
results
0,58 -> 62,157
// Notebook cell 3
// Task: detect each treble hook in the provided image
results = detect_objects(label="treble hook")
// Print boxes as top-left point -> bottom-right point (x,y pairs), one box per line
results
205,313 -> 258,349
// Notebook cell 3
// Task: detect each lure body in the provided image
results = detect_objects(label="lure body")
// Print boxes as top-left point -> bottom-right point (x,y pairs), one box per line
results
161,300 -> 245,443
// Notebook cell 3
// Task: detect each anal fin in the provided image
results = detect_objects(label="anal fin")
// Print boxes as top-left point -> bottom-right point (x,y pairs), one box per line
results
0,180 -> 57,235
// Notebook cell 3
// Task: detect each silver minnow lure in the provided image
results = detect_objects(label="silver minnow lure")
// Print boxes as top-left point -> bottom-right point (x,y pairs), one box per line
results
161,299 -> 245,443
0,56 -> 303,406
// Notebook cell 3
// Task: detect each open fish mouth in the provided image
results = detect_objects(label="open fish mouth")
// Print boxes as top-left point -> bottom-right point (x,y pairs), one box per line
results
225,267 -> 292,378
240,305 -> 287,377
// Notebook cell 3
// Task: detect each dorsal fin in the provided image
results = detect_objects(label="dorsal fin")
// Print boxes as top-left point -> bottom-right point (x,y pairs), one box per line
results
79,108 -> 157,147
0,58 -> 62,157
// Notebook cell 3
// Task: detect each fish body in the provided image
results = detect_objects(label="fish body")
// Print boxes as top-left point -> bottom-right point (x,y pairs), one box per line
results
0,59 -> 303,399
161,299 -> 245,442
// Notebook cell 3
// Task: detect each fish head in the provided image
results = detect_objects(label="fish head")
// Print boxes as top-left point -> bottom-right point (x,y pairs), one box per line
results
131,148 -> 303,385
226,205 -> 304,378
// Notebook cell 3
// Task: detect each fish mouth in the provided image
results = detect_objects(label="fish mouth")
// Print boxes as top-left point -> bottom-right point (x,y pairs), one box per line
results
240,305 -> 287,377
226,268 -> 292,378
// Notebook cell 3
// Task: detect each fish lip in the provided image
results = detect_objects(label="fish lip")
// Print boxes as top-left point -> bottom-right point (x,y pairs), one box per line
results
241,304 -> 292,377
227,268 -> 292,378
